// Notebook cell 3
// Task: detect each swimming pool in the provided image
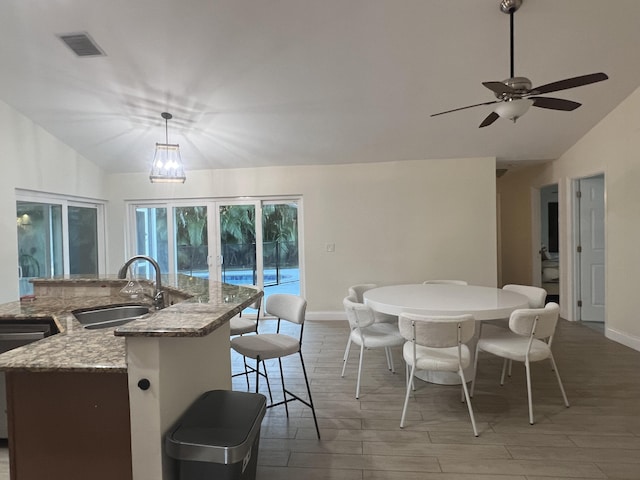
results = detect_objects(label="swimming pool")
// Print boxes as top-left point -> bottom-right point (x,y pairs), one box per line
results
185,268 -> 299,286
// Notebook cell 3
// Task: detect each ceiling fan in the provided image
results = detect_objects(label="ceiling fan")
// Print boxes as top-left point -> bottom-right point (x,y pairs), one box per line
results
431,0 -> 608,128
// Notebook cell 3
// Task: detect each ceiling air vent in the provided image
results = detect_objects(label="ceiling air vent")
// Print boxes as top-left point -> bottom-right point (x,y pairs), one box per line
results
57,32 -> 105,57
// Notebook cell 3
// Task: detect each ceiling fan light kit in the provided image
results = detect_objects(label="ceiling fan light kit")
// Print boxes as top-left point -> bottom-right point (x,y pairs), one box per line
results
495,98 -> 533,122
431,0 -> 608,128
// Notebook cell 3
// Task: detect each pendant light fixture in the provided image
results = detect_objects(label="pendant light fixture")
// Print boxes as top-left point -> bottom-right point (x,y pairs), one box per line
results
149,112 -> 186,183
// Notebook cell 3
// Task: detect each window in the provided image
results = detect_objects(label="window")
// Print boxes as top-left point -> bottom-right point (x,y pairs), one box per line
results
16,191 -> 105,297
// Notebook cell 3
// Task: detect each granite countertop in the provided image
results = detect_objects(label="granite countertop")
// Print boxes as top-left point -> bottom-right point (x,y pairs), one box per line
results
0,275 -> 262,373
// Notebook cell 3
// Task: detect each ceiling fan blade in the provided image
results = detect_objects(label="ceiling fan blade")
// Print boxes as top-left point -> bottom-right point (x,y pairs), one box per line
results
482,81 -> 516,95
530,72 -> 608,95
531,97 -> 581,111
479,111 -> 500,128
431,100 -> 499,117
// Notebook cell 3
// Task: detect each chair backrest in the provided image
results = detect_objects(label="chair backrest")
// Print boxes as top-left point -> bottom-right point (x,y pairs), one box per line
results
343,296 -> 376,330
503,284 -> 547,308
348,283 -> 377,303
509,302 -> 559,339
264,294 -> 307,325
398,313 -> 475,348
423,280 -> 468,285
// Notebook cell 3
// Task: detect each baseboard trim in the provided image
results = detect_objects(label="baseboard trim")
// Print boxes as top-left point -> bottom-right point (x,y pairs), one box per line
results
606,326 -> 640,352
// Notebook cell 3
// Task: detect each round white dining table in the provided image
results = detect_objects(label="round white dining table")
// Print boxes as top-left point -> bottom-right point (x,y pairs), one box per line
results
363,284 -> 530,385
363,284 -> 529,320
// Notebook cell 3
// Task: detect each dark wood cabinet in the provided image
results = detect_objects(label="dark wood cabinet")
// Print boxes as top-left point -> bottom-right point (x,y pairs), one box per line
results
6,371 -> 132,480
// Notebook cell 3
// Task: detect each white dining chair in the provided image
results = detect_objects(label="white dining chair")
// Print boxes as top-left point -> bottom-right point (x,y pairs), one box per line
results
342,295 -> 404,399
230,293 -> 320,438
503,284 -> 547,308
501,284 -> 548,377
398,312 -> 478,436
348,283 -> 378,303
348,283 -> 396,324
471,302 -> 569,425
423,280 -> 468,285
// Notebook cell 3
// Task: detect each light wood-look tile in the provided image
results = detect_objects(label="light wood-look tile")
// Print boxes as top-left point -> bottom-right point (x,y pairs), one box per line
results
243,319 -> 640,479
0,318 -> 638,479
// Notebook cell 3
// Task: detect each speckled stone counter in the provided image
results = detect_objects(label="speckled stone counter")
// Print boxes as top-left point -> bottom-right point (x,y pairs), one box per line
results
0,275 -> 262,373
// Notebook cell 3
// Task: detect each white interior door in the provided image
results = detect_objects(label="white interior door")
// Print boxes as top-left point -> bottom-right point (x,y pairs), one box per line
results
578,174 -> 605,322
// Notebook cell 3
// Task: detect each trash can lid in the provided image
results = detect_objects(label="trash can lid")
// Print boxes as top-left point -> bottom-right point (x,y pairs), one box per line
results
166,390 -> 267,464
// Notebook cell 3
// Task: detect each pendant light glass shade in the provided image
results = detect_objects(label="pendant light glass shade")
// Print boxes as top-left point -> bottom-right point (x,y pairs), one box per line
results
149,112 -> 186,183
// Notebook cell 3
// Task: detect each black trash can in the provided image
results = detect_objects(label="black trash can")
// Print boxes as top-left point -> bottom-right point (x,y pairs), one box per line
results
166,390 -> 267,480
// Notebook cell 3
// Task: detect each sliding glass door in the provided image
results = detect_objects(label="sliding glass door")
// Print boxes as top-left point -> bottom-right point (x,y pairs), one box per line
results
133,203 -> 212,278
262,201 -> 300,299
175,206 -> 209,278
134,206 -> 170,276
129,198 -> 302,306
216,202 -> 260,288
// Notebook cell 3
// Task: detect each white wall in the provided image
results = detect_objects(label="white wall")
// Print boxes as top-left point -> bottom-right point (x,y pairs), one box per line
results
106,157 -> 498,316
517,86 -> 640,350
0,100 -> 107,303
0,97 -> 498,316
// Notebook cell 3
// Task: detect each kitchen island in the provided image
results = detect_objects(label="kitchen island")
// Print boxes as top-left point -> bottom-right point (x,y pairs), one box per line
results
0,275 -> 262,480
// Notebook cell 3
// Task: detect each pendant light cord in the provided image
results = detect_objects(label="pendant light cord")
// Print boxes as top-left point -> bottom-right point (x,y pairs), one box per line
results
165,116 -> 169,144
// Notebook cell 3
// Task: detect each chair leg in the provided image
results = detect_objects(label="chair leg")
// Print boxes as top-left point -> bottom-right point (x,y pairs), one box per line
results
298,351 -> 321,439
500,358 -> 508,385
341,338 -> 352,378
549,354 -> 570,407
459,368 -> 479,437
470,343 -> 481,397
243,356 -> 250,390
356,344 -> 365,399
405,362 -> 410,389
278,357 -> 289,418
384,347 -> 390,370
508,359 -> 513,377
253,360 -> 273,404
404,360 -> 416,391
254,357 -> 262,395
387,347 -> 396,374
400,363 -> 416,428
524,359 -> 534,425
262,362 -> 274,404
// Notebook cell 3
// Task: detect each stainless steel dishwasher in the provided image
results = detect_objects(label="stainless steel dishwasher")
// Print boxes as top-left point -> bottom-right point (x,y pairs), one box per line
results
0,323 -> 53,438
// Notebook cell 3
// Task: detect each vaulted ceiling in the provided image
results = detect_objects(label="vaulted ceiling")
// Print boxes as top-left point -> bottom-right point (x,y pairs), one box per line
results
1,0 -> 640,174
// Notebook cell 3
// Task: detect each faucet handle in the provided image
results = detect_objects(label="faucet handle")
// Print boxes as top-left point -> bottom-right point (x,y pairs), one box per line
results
153,290 -> 166,309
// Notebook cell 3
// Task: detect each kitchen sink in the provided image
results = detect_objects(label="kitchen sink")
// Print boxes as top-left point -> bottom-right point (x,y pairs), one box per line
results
73,305 -> 150,330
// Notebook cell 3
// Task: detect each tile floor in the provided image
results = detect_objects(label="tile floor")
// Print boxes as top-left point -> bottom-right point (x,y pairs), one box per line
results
1,318 -> 639,479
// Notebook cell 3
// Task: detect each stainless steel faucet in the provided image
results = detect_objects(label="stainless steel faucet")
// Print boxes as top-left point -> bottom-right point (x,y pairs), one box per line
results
117,255 -> 166,309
